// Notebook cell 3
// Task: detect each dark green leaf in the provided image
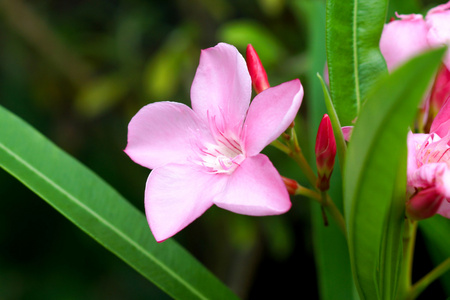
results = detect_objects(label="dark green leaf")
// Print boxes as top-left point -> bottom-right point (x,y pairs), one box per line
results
0,105 -> 238,300
326,0 -> 388,125
344,48 -> 445,300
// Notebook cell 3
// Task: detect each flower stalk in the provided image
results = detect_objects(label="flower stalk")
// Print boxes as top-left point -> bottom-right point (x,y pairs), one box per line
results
272,120 -> 346,235
406,257 -> 450,300
398,218 -> 417,299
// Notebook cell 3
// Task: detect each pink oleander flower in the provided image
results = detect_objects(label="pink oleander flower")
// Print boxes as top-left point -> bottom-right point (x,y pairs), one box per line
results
315,114 -> 336,191
407,99 -> 450,220
380,2 -> 450,127
380,2 -> 450,71
125,43 -> 304,242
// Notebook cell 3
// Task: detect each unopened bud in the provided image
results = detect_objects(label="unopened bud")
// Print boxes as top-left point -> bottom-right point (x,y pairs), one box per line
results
428,65 -> 450,123
282,176 -> 298,196
406,187 -> 444,220
315,114 -> 336,191
246,44 -> 270,94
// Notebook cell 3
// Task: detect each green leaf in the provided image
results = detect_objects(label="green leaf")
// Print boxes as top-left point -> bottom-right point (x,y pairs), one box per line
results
292,1 -> 358,299
311,173 -> 359,300
344,48 -> 445,300
317,73 -> 346,171
0,105 -> 238,300
376,146 -> 405,300
326,0 -> 388,125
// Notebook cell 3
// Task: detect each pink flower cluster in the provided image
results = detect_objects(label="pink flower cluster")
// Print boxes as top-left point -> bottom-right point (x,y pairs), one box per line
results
380,2 -> 450,71
380,1 -> 450,123
407,100 -> 450,220
380,2 -> 450,220
125,43 -> 303,241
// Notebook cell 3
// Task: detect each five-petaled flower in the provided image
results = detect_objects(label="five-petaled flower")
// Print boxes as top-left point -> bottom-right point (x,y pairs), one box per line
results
407,98 -> 450,220
125,43 -> 304,242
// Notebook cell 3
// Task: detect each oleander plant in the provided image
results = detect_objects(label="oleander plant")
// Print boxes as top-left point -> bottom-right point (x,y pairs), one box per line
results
0,0 -> 449,299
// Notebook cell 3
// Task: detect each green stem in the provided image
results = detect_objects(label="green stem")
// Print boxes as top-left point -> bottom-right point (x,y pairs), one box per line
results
272,134 -> 317,188
324,193 -> 347,237
295,186 -> 321,202
270,140 -> 290,154
405,257 -> 450,300
398,219 -> 417,299
286,127 -> 317,187
290,149 -> 317,187
274,127 -> 347,236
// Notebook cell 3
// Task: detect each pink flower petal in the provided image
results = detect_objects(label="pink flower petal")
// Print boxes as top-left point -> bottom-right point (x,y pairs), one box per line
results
407,132 -> 429,181
426,2 -> 450,69
430,94 -> 450,137
145,163 -> 227,242
406,187 -> 444,220
190,43 -> 251,133
125,102 -> 211,170
429,66 -> 450,116
243,79 -> 303,156
437,199 -> 450,218
342,126 -> 353,141
409,163 -> 450,199
213,154 -> 291,215
380,14 -> 429,71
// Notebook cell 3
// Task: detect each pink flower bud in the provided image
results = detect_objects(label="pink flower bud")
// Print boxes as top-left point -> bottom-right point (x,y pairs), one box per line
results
429,65 -> 450,122
246,44 -> 270,94
315,114 -> 337,191
282,176 -> 298,195
406,187 -> 444,220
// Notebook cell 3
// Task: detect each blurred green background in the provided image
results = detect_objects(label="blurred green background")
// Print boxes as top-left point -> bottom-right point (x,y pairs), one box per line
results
0,0 -> 447,299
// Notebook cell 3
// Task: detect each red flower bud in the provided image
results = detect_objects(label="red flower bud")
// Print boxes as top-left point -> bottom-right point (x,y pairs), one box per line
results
428,65 -> 450,123
282,176 -> 298,195
406,187 -> 444,220
315,114 -> 336,191
246,44 -> 270,94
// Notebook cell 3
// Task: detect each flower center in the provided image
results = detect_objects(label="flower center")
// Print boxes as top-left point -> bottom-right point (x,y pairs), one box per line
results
200,131 -> 245,174
417,133 -> 450,168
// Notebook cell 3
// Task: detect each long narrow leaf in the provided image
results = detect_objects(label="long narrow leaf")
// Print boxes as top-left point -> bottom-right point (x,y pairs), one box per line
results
0,105 -> 238,300
326,0 -> 388,125
317,73 -> 346,170
292,1 -> 357,299
377,145 -> 405,299
344,48 -> 445,300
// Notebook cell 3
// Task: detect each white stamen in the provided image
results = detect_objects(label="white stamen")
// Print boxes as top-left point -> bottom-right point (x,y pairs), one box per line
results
196,114 -> 245,174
